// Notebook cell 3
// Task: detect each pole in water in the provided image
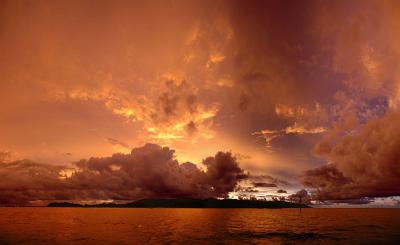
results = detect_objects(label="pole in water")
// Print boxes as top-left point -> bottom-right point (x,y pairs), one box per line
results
299,195 -> 302,213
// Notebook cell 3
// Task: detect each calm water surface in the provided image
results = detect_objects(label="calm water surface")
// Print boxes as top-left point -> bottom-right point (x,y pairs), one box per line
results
0,208 -> 399,244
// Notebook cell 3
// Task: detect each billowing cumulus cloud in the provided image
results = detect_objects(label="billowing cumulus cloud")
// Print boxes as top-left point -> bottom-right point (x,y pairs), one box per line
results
0,144 -> 247,205
303,112 -> 400,202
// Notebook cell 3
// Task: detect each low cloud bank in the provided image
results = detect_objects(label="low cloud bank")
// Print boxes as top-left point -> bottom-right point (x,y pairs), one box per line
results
0,144 -> 247,205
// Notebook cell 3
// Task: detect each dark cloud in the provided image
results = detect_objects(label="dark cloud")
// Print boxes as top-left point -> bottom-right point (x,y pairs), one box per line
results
186,121 -> 198,135
155,80 -> 198,123
106,137 -> 130,149
302,165 -> 350,190
330,198 -> 373,205
203,151 -> 248,196
252,182 -> 277,188
249,174 -> 292,187
0,144 -> 247,205
0,161 -> 68,204
235,186 -> 258,193
303,112 -> 400,202
277,189 -> 287,194
227,0 -> 336,107
288,189 -> 311,204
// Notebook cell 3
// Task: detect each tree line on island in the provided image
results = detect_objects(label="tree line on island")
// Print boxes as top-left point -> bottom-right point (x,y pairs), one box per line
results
47,197 -> 310,209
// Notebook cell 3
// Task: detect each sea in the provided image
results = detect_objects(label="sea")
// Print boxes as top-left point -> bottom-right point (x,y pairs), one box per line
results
0,208 -> 399,244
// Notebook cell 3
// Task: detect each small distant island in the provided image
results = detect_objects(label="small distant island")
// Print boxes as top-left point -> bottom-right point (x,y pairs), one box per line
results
47,198 -> 309,208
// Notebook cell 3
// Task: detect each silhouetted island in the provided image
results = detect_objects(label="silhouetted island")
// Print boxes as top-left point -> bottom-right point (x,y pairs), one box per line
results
47,198 -> 309,208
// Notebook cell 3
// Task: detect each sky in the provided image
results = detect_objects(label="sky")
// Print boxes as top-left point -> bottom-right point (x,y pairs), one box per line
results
0,0 -> 400,206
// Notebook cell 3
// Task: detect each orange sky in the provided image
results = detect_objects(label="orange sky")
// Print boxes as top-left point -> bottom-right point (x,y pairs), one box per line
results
1,0 -> 400,205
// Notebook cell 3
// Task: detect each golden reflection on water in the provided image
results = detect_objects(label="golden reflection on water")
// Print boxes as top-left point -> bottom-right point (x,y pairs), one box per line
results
0,208 -> 400,244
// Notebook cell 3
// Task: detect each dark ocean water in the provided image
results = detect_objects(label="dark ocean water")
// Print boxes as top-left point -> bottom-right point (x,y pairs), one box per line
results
0,208 -> 399,244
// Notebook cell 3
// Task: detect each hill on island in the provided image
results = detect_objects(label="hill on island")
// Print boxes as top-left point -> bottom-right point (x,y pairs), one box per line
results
48,198 -> 309,208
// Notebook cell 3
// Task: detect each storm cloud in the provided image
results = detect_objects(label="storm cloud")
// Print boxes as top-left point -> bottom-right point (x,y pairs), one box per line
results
0,144 -> 247,205
303,112 -> 400,202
